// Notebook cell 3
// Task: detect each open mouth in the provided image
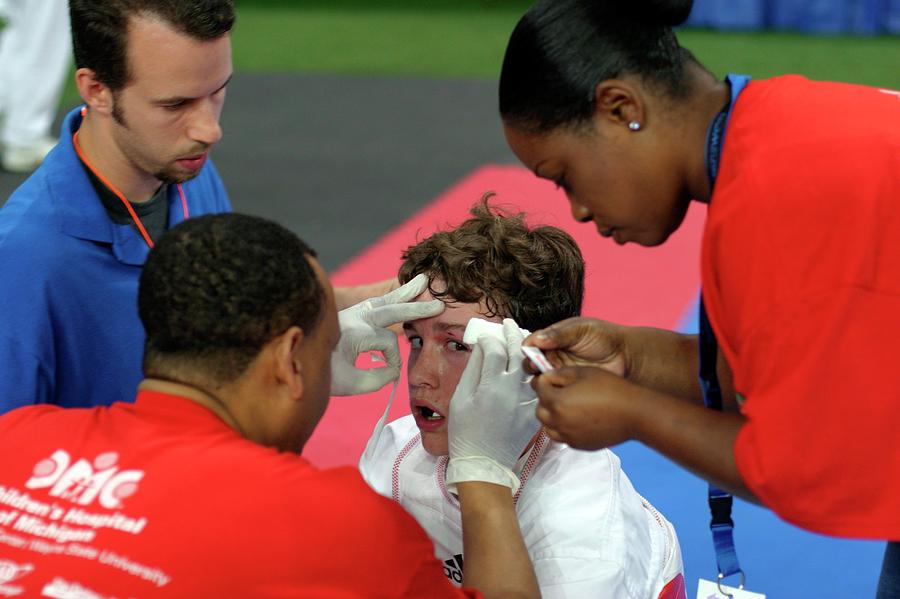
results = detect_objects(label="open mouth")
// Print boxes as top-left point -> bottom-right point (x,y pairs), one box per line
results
412,402 -> 446,431
418,406 -> 444,421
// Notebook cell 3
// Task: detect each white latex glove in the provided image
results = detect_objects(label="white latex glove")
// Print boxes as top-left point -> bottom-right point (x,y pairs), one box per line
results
445,319 -> 541,495
330,273 -> 444,396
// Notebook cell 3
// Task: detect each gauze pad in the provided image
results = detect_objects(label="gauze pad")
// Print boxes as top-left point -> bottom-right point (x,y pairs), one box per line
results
463,318 -> 529,346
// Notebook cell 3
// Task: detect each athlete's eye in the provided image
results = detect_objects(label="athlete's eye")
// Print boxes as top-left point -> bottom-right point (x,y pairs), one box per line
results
447,340 -> 469,353
162,101 -> 187,111
408,336 -> 423,350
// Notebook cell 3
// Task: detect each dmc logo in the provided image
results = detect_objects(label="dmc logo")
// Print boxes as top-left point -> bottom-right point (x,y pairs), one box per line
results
25,450 -> 143,509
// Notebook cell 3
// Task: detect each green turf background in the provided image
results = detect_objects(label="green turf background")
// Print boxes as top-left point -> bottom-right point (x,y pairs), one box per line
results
230,4 -> 900,86
60,2 -> 899,107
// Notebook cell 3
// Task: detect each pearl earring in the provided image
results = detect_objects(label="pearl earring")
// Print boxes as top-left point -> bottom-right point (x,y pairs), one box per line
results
628,121 -> 642,131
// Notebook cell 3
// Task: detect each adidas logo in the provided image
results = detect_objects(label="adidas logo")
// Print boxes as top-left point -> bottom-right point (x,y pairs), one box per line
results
442,553 -> 464,584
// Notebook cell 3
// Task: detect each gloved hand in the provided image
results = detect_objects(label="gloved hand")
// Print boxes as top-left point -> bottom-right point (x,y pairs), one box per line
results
445,319 -> 541,494
330,273 -> 444,396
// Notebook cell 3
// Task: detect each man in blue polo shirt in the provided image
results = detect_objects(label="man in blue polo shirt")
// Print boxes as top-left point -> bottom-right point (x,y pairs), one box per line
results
0,1 -> 235,412
0,0 -> 238,412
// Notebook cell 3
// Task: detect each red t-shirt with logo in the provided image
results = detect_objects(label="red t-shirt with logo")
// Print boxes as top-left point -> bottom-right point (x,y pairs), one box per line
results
702,76 -> 900,539
0,390 -> 481,597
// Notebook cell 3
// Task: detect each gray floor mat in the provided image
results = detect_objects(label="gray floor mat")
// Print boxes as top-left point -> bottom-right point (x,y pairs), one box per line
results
1,73 -> 516,270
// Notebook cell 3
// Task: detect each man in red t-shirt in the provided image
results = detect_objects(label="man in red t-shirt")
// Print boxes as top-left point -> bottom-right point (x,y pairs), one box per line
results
0,213 -> 540,598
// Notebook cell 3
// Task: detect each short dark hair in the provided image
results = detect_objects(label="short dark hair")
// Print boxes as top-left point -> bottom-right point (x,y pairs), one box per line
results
139,214 -> 324,384
398,196 -> 584,332
499,0 -> 699,133
69,0 -> 235,91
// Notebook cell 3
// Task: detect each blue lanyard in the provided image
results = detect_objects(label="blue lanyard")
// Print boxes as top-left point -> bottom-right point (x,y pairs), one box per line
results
699,73 -> 750,586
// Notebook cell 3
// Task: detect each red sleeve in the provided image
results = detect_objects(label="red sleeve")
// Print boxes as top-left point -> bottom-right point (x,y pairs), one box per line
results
363,491 -> 482,598
734,285 -> 900,538
295,468 -> 481,598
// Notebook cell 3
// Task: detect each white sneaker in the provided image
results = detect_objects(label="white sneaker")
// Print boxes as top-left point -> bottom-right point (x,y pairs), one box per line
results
1,138 -> 58,173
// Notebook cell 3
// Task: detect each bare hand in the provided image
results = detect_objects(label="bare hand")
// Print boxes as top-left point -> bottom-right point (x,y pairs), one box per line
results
531,366 -> 642,450
523,317 -> 628,377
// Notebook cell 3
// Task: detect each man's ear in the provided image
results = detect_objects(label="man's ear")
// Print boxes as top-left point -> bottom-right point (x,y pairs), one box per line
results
273,326 -> 305,401
75,68 -> 115,116
592,79 -> 646,131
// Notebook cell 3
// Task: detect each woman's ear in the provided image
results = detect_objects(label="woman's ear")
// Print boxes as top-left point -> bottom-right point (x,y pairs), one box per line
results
593,79 -> 646,131
75,68 -> 115,116
274,326 -> 305,401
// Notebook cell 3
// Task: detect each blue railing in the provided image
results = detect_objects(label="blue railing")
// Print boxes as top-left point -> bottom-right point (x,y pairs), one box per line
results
685,0 -> 900,34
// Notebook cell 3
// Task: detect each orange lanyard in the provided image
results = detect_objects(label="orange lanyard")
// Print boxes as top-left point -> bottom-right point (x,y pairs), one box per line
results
72,110 -> 189,249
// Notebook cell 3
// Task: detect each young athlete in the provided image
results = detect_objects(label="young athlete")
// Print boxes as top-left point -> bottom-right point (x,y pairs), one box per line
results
360,199 -> 687,599
499,0 -> 900,594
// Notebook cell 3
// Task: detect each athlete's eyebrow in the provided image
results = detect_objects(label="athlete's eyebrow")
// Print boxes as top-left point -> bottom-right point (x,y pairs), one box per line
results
435,322 -> 467,334
153,74 -> 233,105
402,322 -> 466,335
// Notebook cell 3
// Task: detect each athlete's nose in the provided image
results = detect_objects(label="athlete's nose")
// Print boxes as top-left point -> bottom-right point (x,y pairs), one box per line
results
408,345 -> 439,389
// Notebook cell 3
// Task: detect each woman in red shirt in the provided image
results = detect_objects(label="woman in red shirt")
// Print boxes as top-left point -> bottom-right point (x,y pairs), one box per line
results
499,0 -> 900,596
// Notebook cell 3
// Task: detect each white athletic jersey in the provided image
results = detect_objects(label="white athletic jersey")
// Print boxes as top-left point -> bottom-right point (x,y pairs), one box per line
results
359,415 -> 684,599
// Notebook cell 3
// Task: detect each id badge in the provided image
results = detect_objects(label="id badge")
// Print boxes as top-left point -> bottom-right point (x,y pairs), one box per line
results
696,578 -> 766,599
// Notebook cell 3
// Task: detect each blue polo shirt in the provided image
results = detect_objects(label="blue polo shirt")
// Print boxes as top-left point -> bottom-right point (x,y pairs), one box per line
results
0,107 -> 232,412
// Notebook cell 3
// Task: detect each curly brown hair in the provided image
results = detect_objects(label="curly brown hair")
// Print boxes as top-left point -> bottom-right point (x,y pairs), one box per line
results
398,195 -> 584,332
